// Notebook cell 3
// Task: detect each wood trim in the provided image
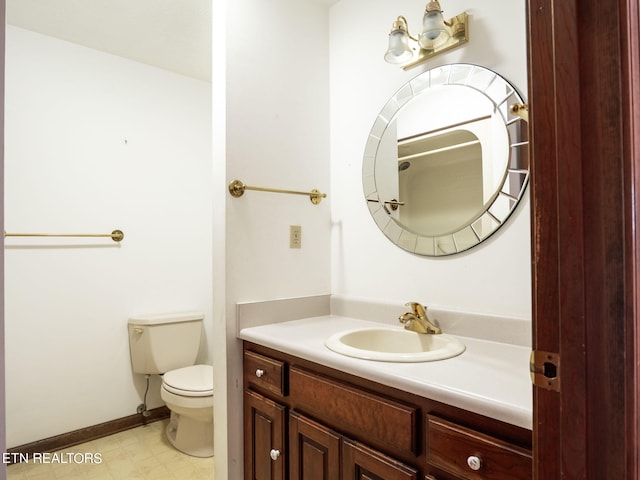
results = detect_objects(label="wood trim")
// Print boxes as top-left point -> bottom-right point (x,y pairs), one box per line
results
6,406 -> 169,463
620,0 -> 640,477
578,1 -> 626,477
529,0 -> 640,477
527,1 -> 584,475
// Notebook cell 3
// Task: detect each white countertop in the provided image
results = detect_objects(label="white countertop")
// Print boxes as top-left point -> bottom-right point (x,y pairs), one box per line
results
239,315 -> 533,430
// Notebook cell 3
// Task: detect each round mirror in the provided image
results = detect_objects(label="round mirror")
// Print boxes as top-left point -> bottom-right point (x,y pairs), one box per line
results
363,64 -> 529,256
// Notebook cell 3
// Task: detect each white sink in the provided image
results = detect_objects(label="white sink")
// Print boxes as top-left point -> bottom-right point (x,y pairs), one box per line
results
325,327 -> 465,362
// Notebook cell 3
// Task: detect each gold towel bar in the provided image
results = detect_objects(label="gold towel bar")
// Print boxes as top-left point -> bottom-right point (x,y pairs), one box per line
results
228,179 -> 327,205
4,229 -> 124,242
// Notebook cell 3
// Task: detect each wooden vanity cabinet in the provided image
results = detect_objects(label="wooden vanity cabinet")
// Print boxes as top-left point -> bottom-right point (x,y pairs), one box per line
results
243,342 -> 532,480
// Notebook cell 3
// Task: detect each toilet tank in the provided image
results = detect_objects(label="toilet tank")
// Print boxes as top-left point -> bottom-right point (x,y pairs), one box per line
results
128,312 -> 204,374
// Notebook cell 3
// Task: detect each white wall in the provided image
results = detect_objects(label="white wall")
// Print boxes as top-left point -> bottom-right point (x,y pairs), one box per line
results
223,0 -> 332,477
330,0 -> 531,317
4,26 -> 213,447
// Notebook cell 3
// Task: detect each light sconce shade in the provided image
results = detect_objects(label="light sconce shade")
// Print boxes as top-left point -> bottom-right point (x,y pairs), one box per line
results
384,17 -> 414,64
384,1 -> 468,70
418,2 -> 450,50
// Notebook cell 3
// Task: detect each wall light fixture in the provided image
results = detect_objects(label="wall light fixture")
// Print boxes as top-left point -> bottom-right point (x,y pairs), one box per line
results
384,1 -> 468,70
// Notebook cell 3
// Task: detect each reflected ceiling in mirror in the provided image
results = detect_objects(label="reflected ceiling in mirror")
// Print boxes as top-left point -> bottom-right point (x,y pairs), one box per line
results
363,64 -> 529,256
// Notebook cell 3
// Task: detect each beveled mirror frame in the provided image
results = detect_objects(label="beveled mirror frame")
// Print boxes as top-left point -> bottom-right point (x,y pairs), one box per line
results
362,63 -> 529,256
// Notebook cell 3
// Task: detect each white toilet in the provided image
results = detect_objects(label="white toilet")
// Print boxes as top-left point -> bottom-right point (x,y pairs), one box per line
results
128,312 -> 214,458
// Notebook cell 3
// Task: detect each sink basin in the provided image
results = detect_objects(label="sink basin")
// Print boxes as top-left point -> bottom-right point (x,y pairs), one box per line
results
325,327 -> 465,362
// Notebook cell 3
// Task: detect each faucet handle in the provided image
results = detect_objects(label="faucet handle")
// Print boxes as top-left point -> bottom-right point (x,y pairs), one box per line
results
405,301 -> 427,317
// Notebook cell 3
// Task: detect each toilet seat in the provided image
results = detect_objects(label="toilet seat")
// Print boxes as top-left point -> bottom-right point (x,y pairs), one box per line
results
163,364 -> 213,397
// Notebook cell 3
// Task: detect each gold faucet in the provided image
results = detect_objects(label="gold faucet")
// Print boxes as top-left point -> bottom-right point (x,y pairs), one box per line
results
398,302 -> 442,334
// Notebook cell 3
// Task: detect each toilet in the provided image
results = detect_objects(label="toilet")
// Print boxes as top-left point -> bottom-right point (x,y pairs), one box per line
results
128,312 -> 214,458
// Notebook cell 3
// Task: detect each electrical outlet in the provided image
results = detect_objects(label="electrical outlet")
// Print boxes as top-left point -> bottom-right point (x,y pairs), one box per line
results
290,225 -> 302,248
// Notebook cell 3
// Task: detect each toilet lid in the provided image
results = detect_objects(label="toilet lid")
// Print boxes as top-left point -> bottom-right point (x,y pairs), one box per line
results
163,364 -> 213,397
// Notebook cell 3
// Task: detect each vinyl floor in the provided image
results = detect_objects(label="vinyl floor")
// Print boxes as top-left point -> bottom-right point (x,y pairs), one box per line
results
6,419 -> 214,480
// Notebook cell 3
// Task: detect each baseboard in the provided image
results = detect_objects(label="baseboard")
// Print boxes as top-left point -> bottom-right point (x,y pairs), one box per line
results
7,406 -> 170,463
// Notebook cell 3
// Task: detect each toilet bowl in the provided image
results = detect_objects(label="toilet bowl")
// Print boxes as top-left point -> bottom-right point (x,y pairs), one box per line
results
160,364 -> 214,458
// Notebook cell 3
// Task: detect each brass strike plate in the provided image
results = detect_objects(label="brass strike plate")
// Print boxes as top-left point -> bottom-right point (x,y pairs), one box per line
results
530,350 -> 560,392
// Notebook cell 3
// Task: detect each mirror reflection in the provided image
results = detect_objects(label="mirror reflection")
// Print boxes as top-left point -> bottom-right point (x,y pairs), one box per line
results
363,64 -> 529,256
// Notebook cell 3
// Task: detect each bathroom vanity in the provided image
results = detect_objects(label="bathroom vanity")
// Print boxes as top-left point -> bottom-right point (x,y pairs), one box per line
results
240,315 -> 532,480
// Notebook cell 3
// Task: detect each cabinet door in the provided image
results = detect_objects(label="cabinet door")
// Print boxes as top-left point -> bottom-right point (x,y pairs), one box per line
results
289,411 -> 341,480
244,389 -> 286,480
342,438 -> 418,480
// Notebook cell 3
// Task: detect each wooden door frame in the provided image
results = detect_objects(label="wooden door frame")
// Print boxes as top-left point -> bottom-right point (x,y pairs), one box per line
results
528,0 -> 640,477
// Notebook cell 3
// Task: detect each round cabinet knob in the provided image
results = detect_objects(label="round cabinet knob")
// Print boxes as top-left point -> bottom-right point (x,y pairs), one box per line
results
255,369 -> 265,378
269,449 -> 280,461
467,455 -> 482,471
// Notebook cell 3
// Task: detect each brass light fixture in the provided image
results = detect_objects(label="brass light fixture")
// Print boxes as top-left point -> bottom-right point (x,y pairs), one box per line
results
384,1 -> 468,70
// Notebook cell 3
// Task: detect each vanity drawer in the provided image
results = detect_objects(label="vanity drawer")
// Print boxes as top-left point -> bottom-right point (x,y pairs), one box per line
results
243,350 -> 288,396
426,415 -> 531,480
289,366 -> 419,454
